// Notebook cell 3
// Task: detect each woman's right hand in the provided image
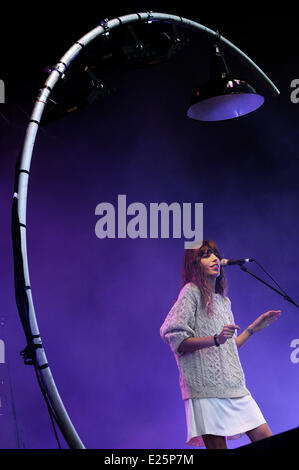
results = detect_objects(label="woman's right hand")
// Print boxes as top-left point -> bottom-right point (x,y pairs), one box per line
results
216,324 -> 240,344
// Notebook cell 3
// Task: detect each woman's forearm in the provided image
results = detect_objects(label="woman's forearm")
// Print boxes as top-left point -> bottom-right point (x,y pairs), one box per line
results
235,326 -> 254,350
179,325 -> 255,353
178,336 -> 215,353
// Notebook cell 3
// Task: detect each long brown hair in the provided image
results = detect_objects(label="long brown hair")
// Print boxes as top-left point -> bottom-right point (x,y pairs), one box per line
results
181,240 -> 227,313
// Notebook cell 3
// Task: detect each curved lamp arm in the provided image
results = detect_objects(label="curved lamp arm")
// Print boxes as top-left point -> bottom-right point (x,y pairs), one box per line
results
12,11 -> 280,449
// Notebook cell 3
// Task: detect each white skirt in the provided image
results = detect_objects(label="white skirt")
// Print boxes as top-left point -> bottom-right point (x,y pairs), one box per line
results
184,393 -> 266,447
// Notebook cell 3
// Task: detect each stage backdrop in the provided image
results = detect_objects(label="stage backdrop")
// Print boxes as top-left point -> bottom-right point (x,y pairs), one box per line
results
0,3 -> 298,449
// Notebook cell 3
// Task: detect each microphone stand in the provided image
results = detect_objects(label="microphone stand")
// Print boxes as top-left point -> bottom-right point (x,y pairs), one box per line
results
238,261 -> 299,308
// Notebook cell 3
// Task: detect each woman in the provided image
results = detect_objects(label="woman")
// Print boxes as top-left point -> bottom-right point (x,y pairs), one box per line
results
160,240 -> 281,449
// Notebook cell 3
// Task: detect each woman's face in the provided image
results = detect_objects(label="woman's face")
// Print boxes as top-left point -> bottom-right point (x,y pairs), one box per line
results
199,248 -> 221,279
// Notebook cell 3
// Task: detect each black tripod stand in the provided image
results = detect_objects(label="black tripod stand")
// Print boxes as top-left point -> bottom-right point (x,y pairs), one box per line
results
238,259 -> 299,308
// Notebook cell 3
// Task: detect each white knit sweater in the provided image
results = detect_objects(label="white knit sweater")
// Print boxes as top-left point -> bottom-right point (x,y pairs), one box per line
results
160,282 -> 250,400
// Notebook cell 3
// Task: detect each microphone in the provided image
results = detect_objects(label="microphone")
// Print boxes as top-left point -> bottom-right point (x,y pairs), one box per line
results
220,258 -> 253,266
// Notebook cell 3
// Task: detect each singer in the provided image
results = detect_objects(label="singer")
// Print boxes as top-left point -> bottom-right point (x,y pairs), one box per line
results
160,240 -> 281,449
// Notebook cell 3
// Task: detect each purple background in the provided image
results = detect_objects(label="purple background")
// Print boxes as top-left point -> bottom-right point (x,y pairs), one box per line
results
0,2 -> 299,449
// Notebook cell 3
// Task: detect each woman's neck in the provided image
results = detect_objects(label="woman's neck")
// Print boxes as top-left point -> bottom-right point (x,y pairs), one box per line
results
206,276 -> 216,292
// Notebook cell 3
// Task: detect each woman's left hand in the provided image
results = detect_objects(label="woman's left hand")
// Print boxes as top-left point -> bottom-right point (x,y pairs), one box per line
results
250,310 -> 281,333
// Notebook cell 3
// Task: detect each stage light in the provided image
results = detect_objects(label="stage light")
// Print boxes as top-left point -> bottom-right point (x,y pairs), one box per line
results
187,44 -> 264,121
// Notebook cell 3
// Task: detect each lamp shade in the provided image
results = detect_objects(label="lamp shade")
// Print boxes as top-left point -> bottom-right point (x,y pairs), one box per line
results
187,75 -> 265,121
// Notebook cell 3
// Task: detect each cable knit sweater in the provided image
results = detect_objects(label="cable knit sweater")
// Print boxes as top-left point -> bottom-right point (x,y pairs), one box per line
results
160,282 -> 250,400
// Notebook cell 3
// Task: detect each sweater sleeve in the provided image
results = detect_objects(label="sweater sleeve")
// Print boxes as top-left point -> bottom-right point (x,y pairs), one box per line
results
160,283 -> 198,356
225,296 -> 238,337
